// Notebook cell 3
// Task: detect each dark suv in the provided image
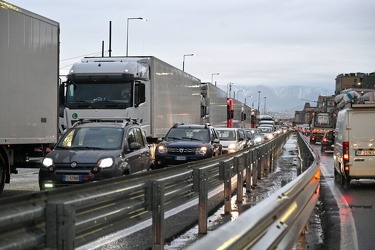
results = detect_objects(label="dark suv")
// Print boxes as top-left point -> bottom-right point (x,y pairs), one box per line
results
39,119 -> 153,190
320,130 -> 335,154
154,123 -> 222,168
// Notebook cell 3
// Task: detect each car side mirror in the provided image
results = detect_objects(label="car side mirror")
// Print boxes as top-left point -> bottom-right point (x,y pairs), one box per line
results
213,138 -> 220,144
129,142 -> 141,151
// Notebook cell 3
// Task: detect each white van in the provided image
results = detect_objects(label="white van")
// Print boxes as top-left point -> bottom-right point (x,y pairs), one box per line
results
333,99 -> 375,187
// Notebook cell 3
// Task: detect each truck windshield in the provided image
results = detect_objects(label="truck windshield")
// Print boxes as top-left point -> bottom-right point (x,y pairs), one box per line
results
66,82 -> 132,109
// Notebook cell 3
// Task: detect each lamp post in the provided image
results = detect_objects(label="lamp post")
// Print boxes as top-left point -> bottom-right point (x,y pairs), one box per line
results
264,96 -> 267,114
126,17 -> 147,56
182,53 -> 196,71
257,91 -> 261,114
245,96 -> 252,107
227,82 -> 234,98
211,73 -> 221,86
234,89 -> 244,100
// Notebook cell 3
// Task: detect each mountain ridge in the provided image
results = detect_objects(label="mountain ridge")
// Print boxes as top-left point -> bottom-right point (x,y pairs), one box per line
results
220,84 -> 335,117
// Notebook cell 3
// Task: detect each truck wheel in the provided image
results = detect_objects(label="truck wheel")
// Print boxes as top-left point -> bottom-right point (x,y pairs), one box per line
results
334,168 -> 340,184
0,155 -> 6,194
339,172 -> 350,188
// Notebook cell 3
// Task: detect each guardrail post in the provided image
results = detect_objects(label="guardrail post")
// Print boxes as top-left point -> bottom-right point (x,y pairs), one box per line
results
220,160 -> 232,214
265,144 -> 270,174
46,202 -> 75,250
235,155 -> 244,203
245,151 -> 252,192
257,147 -> 262,180
193,168 -> 208,234
147,180 -> 165,250
252,149 -> 258,187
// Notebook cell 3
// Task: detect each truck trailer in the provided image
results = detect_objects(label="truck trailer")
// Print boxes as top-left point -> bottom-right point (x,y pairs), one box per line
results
0,1 -> 60,193
59,56 -> 202,143
309,112 -> 334,144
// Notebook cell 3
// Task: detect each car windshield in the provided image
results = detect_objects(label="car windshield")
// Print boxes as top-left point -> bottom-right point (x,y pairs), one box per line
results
58,127 -> 124,149
258,127 -> 272,133
166,128 -> 209,142
216,130 -> 236,141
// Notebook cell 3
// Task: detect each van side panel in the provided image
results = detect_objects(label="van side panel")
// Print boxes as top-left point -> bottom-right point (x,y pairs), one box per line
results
348,111 -> 375,177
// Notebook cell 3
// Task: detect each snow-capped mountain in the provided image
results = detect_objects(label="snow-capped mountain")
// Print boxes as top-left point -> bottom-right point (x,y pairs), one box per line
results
221,84 -> 335,118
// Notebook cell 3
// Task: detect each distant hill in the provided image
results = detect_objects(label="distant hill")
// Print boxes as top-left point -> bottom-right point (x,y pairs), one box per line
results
219,84 -> 335,118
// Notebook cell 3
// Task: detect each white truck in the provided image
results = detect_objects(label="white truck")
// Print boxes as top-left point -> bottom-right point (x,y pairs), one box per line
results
0,1 -> 60,193
333,91 -> 375,187
59,56 -> 202,143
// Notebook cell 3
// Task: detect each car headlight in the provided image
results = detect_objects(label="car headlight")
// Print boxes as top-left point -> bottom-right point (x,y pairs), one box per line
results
42,158 -> 53,167
228,144 -> 236,149
98,158 -> 113,168
157,145 -> 168,154
196,146 -> 208,155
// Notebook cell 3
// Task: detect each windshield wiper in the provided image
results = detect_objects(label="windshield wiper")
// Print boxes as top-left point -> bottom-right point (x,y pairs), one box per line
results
167,137 -> 181,141
70,146 -> 105,150
68,101 -> 91,107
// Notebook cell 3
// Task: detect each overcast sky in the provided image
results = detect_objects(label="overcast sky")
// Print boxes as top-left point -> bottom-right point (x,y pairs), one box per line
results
8,0 -> 375,90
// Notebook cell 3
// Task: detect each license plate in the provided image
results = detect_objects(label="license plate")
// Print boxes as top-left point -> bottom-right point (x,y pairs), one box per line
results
176,156 -> 186,161
63,175 -> 82,182
356,150 -> 375,156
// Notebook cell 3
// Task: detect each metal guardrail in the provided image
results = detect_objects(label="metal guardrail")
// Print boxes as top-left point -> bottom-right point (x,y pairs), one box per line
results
186,131 -> 320,249
0,132 -> 291,250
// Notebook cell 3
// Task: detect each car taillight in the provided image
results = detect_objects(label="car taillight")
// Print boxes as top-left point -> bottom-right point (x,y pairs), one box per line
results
343,141 -> 349,162
322,137 -> 328,142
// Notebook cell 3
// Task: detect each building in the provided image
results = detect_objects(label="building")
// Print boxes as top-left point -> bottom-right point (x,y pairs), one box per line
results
335,72 -> 375,94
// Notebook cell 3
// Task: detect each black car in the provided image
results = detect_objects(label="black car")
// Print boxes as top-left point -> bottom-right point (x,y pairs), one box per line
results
39,119 -> 153,190
154,123 -> 222,168
321,130 -> 335,154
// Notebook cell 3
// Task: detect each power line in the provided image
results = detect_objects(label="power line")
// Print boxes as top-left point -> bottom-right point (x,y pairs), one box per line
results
60,51 -> 104,62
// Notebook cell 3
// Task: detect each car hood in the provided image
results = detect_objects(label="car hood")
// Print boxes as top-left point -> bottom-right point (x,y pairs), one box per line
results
220,140 -> 238,147
46,148 -> 121,164
161,140 -> 207,148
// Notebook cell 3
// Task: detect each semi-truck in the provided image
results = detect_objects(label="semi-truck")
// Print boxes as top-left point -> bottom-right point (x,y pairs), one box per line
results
59,56 -> 249,143
0,1 -> 60,193
59,56 -> 202,143
309,112 -> 335,144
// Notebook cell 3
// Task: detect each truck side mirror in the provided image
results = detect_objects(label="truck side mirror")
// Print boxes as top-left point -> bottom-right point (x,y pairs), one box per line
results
59,83 -> 65,105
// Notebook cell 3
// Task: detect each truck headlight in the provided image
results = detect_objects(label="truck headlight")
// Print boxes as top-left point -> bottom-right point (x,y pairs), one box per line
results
98,158 -> 113,168
42,158 -> 53,167
157,145 -> 168,154
196,146 -> 208,155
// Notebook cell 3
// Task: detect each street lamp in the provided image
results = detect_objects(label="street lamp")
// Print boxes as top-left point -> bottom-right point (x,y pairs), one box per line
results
264,96 -> 267,114
234,89 -> 244,100
126,17 -> 147,56
227,82 -> 234,98
257,91 -> 261,114
211,73 -> 221,86
245,96 -> 252,107
182,53 -> 196,71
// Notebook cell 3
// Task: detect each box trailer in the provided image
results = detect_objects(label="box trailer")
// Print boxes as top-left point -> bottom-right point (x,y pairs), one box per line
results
0,1 -> 59,193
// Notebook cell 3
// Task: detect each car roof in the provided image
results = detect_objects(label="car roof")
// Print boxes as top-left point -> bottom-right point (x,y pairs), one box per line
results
172,124 -> 210,129
75,122 -> 130,129
215,127 -> 241,131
